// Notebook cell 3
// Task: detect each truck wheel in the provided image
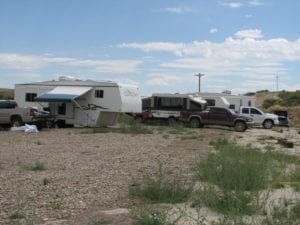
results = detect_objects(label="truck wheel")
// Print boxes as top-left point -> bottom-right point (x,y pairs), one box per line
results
234,121 -> 246,132
189,118 -> 201,128
168,117 -> 177,126
11,116 -> 23,127
263,120 -> 273,129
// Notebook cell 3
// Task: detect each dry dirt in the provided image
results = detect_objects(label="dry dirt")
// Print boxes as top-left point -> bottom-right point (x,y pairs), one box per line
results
0,126 -> 299,225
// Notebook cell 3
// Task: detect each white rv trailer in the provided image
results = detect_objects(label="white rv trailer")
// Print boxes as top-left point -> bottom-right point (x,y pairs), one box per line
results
190,92 -> 256,111
14,79 -> 141,127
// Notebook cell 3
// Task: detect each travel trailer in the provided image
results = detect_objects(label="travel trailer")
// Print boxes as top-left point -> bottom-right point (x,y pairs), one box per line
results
14,78 -> 141,127
191,93 -> 256,111
134,93 -> 207,123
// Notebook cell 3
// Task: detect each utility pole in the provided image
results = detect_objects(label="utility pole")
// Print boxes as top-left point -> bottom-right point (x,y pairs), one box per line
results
195,73 -> 205,92
276,75 -> 279,92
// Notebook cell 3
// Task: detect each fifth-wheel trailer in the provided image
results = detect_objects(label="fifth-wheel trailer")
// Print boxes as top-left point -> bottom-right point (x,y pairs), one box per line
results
14,78 -> 142,127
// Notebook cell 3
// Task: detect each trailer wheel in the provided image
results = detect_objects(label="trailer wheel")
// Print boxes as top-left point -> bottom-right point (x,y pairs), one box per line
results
11,116 -> 23,127
189,118 -> 201,128
234,121 -> 246,132
168,117 -> 177,126
45,120 -> 54,128
263,119 -> 273,129
54,120 -> 65,128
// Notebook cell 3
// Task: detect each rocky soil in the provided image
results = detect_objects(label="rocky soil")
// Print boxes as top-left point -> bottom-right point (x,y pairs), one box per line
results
0,125 -> 299,225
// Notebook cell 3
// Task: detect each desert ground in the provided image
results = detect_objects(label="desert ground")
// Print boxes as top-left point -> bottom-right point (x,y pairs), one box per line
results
0,125 -> 299,225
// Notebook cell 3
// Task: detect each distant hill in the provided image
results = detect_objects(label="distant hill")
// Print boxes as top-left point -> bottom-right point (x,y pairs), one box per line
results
251,90 -> 300,127
0,88 -> 14,100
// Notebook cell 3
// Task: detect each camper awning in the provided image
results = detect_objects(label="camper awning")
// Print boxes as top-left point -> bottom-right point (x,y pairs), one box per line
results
35,86 -> 92,102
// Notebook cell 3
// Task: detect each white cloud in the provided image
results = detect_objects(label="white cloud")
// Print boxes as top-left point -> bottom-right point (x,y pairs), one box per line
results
248,0 -> 265,6
119,30 -> 300,86
146,73 -> 192,87
0,54 -> 142,74
164,6 -> 195,14
118,42 -> 186,56
245,14 -> 253,18
220,2 -> 243,8
210,28 -> 218,34
234,29 -> 263,39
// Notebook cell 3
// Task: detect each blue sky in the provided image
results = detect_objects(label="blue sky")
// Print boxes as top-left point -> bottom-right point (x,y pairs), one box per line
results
0,0 -> 299,95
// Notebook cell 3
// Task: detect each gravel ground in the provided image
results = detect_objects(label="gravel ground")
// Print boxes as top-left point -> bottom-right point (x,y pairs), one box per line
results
0,127 -> 228,225
1,126 -> 299,225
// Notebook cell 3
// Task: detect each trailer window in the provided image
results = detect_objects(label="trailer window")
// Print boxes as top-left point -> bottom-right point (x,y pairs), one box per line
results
142,98 -> 151,110
58,103 -> 66,115
205,99 -> 216,106
158,97 -> 184,110
95,90 -> 104,98
229,104 -> 235,110
25,93 -> 37,102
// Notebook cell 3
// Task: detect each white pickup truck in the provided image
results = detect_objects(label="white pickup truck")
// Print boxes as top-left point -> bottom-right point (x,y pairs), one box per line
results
0,100 -> 52,127
239,106 -> 279,129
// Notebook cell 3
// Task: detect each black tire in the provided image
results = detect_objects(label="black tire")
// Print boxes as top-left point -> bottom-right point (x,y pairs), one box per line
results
189,117 -> 201,128
263,120 -> 273,129
11,116 -> 23,127
54,120 -> 65,128
168,117 -> 177,126
45,120 -> 54,128
234,121 -> 246,132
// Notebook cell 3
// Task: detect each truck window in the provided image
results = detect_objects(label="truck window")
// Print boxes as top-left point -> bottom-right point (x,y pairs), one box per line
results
189,101 -> 202,111
0,101 -> 17,109
242,108 -> 249,114
250,108 -> 262,115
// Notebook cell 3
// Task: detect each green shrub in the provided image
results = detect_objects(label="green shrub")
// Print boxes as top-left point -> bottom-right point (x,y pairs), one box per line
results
133,209 -> 171,225
192,139 -> 271,215
120,121 -> 153,134
27,162 -> 46,171
268,152 -> 300,190
34,140 -> 43,145
83,123 -> 153,135
129,164 -> 191,204
263,99 -> 279,109
9,211 -> 25,220
43,178 -> 49,185
244,92 -> 256,96
194,139 -> 269,191
279,91 -> 300,106
262,200 -> 300,225
192,186 -> 257,215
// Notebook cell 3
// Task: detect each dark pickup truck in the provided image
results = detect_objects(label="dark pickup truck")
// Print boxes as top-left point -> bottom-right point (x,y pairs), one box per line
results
180,107 -> 253,132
